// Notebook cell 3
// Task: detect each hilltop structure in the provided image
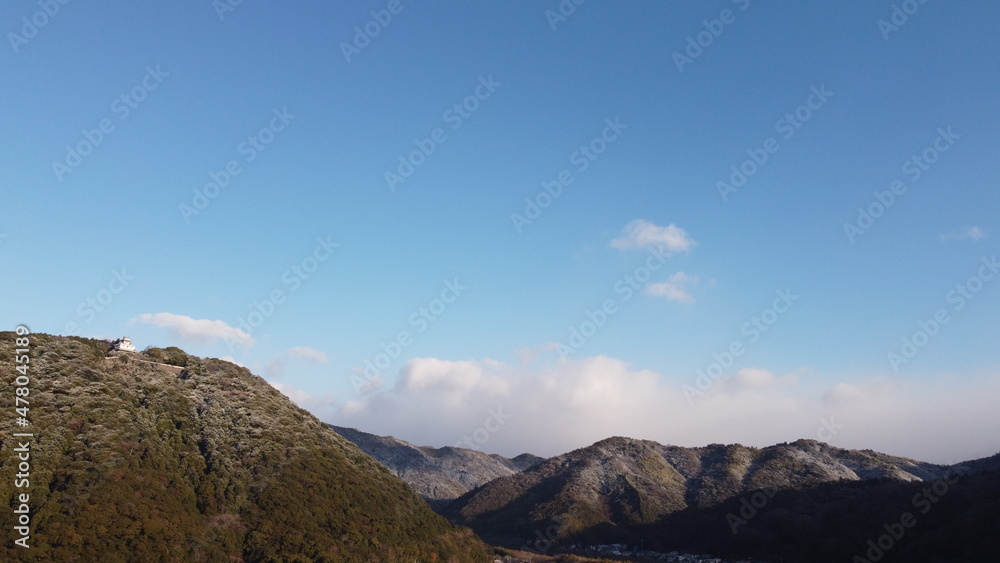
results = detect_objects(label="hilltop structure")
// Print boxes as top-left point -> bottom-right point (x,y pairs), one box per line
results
109,337 -> 136,352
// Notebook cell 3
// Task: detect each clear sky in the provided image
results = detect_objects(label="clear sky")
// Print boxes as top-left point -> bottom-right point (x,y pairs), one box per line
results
3,0 -> 999,463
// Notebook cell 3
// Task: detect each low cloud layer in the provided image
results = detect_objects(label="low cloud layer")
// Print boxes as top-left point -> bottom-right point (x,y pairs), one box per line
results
312,356 -> 1000,465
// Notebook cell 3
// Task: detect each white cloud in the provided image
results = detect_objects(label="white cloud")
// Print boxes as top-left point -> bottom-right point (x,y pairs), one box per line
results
611,219 -> 696,253
323,356 -> 1000,464
349,364 -> 385,395
822,379 -> 901,407
397,358 -> 511,407
340,400 -> 365,417
646,271 -> 699,303
941,226 -> 986,242
711,367 -> 799,393
400,358 -> 485,391
287,346 -> 329,364
333,356 -> 665,453
131,312 -> 254,347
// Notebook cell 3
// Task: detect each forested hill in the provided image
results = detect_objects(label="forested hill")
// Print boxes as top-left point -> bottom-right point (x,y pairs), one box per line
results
0,333 -> 489,562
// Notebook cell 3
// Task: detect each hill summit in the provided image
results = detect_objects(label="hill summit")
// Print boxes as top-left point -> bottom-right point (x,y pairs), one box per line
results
0,333 -> 489,562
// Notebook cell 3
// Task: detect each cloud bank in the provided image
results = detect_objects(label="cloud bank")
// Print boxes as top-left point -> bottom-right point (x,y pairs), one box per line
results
319,356 -> 1000,465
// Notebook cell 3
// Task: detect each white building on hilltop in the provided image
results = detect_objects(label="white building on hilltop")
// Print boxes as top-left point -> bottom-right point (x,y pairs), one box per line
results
109,337 -> 136,352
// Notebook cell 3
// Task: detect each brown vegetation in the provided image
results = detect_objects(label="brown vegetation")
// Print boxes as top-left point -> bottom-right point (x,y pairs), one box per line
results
0,333 -> 490,562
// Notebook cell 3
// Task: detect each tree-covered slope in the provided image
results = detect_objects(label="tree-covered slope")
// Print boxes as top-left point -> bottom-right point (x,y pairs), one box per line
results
0,333 -> 490,562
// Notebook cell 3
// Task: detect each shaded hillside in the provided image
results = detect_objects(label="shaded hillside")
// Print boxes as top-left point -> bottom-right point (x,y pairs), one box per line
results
331,425 -> 543,508
0,333 -> 490,562
444,436 -> 952,547
634,461 -> 1000,562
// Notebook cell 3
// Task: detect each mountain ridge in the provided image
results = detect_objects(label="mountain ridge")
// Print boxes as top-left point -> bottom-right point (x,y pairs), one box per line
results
443,434 -> 976,545
330,424 -> 543,509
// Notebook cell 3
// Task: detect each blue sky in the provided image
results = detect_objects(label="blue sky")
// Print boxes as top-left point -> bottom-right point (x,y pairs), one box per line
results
3,0 -> 999,462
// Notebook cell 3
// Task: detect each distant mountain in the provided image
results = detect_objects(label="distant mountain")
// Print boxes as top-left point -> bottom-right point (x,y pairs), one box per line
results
0,334 -> 490,562
638,459 -> 1000,562
331,425 -> 543,509
444,436 -> 960,547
